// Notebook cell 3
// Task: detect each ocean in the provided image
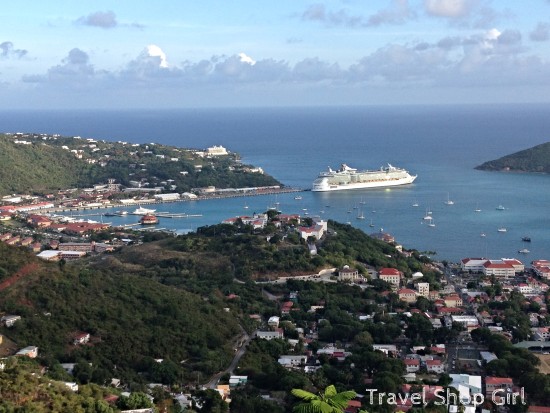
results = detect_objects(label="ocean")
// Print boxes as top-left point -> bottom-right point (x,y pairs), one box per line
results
1,104 -> 550,262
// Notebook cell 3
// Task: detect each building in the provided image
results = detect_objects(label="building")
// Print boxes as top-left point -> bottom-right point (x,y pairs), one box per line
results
532,260 -> 550,279
229,375 -> 247,386
16,346 -> 38,358
450,315 -> 480,331
206,145 -> 228,156
267,316 -> 280,328
425,359 -> 445,374
461,258 -> 488,273
73,332 -> 90,345
417,282 -> 430,297
1,315 -> 21,327
398,288 -> 417,303
256,330 -> 284,340
532,327 -> 550,341
37,250 -> 61,261
339,265 -> 359,281
449,374 -> 482,402
483,260 -> 517,279
153,193 -> 181,202
59,250 -> 87,260
444,294 -> 463,307
278,355 -> 308,368
379,268 -> 402,288
298,219 -> 327,241
404,359 -> 420,373
485,376 -> 513,397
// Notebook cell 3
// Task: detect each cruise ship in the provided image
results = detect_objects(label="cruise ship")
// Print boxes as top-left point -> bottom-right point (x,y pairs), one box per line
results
312,163 -> 417,192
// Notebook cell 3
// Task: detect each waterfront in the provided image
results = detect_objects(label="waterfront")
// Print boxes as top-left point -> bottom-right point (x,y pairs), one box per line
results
3,104 -> 550,262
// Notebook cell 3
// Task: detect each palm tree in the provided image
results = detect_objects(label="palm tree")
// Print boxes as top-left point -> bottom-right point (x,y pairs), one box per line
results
291,385 -> 357,413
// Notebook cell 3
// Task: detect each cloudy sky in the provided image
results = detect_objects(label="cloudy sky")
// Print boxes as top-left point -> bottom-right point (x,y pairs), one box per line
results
1,0 -> 549,108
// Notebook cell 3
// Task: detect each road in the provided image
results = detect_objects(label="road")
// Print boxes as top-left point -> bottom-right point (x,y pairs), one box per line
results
204,328 -> 254,389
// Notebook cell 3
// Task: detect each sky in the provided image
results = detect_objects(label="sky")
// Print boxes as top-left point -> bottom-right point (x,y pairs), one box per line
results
1,0 -> 550,109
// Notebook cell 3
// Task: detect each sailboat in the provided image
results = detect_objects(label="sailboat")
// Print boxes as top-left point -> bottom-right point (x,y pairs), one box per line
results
428,219 -> 435,227
423,208 -> 433,220
412,201 -> 419,207
243,202 -> 249,209
356,208 -> 365,220
444,193 -> 454,205
474,203 -> 481,212
369,218 -> 375,228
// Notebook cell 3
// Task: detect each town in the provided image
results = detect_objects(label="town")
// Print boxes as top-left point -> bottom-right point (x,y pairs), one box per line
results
2,185 -> 550,413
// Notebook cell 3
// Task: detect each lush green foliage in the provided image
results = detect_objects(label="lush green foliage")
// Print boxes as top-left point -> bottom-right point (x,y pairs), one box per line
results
0,246 -> 240,386
0,133 -> 280,195
0,358 -> 116,412
476,141 -> 550,173
291,385 -> 357,413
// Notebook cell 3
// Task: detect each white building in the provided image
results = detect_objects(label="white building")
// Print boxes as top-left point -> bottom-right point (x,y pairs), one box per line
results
461,258 -> 488,273
206,145 -> 228,156
256,330 -> 284,340
153,193 -> 180,202
417,282 -> 430,297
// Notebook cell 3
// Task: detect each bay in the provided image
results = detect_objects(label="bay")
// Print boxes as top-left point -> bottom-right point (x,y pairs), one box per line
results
1,103 -> 549,262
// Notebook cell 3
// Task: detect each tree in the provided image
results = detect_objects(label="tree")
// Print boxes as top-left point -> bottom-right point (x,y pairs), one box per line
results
291,384 -> 356,413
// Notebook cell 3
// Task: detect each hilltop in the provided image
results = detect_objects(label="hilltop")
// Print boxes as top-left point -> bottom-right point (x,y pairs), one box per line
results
0,133 -> 280,195
475,141 -> 550,173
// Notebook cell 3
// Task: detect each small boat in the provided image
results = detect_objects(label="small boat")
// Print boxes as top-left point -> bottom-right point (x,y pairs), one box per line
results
497,227 -> 507,232
522,236 -> 531,242
140,214 -> 159,225
294,196 -> 302,200
133,206 -> 156,215
518,248 -> 530,254
412,201 -> 419,207
480,232 -> 486,237
496,205 -> 505,211
444,193 -> 454,205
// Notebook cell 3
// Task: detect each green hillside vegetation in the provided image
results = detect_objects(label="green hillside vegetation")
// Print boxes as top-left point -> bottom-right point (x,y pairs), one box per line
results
475,141 -> 550,173
0,217 -> 439,397
0,135 -> 89,194
0,243 -> 241,386
0,133 -> 280,195
0,358 -> 117,413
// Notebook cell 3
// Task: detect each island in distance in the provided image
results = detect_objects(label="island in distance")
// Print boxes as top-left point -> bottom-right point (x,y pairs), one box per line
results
475,141 -> 550,173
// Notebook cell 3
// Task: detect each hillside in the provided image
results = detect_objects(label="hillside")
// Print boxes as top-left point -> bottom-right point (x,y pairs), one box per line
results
0,217 -> 440,400
0,135 -> 88,194
0,242 -> 242,385
475,141 -> 550,173
0,133 -> 281,195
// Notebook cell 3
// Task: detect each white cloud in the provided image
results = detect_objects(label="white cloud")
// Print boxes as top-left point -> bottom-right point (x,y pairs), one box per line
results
145,45 -> 168,68
238,52 -> 256,66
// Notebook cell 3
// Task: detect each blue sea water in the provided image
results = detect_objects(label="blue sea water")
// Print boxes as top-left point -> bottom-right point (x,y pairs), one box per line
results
1,104 -> 550,262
